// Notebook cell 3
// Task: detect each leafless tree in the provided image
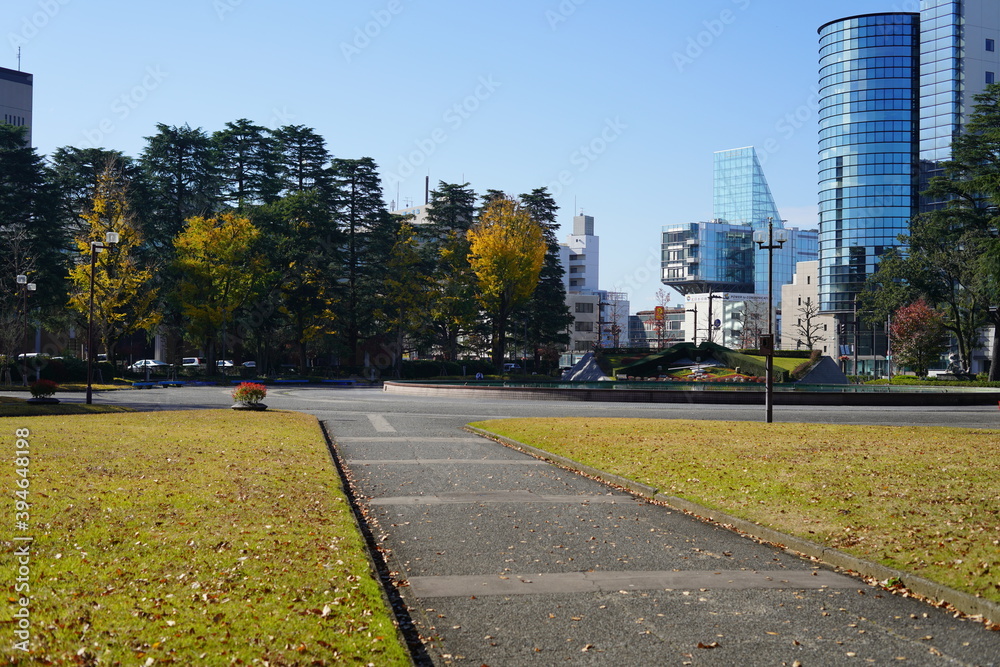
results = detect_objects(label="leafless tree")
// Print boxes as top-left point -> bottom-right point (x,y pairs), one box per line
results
793,297 -> 824,350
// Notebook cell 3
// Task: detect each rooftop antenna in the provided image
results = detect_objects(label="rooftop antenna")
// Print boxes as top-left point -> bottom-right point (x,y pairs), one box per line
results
17,47 -> 21,71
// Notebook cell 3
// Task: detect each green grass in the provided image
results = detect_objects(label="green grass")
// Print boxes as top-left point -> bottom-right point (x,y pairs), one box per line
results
0,396 -> 133,417
0,410 -> 410,665
470,418 -> 1000,604
744,355 -> 806,373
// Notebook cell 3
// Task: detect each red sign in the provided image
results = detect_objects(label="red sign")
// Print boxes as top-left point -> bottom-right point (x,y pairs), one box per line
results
654,306 -> 664,321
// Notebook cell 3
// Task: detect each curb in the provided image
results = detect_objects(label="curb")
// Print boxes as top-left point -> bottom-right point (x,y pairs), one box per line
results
465,426 -> 999,626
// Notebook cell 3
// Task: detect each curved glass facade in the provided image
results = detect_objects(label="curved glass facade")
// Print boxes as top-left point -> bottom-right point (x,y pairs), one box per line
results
817,13 -> 920,313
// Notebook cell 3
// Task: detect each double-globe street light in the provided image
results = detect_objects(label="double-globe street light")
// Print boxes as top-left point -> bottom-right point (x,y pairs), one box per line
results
753,217 -> 787,424
15,274 -> 36,386
86,231 -> 118,404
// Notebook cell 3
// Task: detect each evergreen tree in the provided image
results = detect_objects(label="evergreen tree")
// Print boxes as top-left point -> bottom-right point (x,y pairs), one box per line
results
517,187 -> 572,368
422,181 -> 478,360
213,119 -> 280,208
141,123 -> 220,248
0,124 -> 67,311
273,125 -> 331,198
329,157 -> 395,364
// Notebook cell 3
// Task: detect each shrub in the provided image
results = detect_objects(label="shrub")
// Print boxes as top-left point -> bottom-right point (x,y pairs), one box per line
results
232,382 -> 267,404
29,379 -> 59,398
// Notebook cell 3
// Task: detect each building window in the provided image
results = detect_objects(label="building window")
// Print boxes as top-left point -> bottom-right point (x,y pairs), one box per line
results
570,279 -> 582,287
797,297 -> 802,306
575,321 -> 593,332
988,71 -> 996,85
570,266 -> 584,274
575,302 -> 594,313
988,38 -> 995,52
806,276 -> 811,285
569,254 -> 585,260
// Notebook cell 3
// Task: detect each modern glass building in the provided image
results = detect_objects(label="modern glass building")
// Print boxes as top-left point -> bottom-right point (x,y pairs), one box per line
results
662,147 -> 818,306
818,2 -> 1000,314
817,13 -> 921,314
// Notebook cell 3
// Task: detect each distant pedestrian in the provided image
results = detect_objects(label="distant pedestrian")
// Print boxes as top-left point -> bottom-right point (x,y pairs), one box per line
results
475,372 -> 484,380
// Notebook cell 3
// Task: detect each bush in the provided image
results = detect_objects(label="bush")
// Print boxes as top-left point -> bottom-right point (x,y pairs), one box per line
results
232,382 -> 267,404
29,379 -> 59,398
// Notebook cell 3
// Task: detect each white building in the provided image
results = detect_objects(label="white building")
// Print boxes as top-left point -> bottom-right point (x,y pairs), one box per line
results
779,261 -> 837,354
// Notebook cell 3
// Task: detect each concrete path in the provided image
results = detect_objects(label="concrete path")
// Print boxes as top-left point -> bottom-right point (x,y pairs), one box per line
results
323,396 -> 999,666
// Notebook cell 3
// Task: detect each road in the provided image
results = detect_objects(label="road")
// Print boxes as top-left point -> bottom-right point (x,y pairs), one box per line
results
41,386 -> 1000,664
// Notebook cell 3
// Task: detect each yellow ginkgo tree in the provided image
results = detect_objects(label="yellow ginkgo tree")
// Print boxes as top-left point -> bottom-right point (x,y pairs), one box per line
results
172,211 -> 269,371
467,197 -> 546,370
68,161 -> 160,364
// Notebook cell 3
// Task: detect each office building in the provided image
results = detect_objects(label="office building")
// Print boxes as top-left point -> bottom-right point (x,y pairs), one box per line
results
661,147 -> 818,346
0,66 -> 32,145
818,3 -> 1000,315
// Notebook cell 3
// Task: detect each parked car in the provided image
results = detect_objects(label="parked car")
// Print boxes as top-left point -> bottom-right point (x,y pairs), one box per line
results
503,363 -> 522,372
182,357 -> 206,368
242,361 -> 256,368
217,360 -> 234,368
129,359 -> 170,373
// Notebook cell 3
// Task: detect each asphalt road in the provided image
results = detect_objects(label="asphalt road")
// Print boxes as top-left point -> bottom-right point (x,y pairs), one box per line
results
37,386 -> 1000,664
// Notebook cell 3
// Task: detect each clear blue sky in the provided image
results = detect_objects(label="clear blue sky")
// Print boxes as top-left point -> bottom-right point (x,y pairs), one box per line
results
4,0 -> 904,311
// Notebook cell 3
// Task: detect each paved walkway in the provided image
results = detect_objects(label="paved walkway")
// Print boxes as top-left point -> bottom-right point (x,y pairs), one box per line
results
327,408 -> 999,665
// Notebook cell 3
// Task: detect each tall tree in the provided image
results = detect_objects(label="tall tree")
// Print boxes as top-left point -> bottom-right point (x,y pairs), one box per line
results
467,197 -> 547,369
330,157 -> 394,363
256,191 -> 342,369
67,161 -> 160,364
172,212 -> 268,372
141,123 -> 220,248
378,221 -> 433,377
273,125 -> 331,198
890,298 -> 948,378
0,124 -> 67,311
422,182 -> 479,360
213,119 -> 280,208
50,147 -> 139,238
517,187 -> 572,367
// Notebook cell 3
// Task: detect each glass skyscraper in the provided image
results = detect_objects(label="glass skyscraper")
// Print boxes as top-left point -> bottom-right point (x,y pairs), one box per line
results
817,13 -> 921,314
662,147 -> 817,303
818,2 -> 1000,314
713,147 -> 816,303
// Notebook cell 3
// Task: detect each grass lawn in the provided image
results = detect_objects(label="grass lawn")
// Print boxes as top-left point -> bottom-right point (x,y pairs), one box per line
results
1,410 -> 410,665
470,418 -> 1000,604
0,396 -> 133,417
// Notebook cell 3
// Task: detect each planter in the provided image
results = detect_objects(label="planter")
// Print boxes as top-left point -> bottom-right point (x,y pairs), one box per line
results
26,397 -> 60,404
231,402 -> 267,411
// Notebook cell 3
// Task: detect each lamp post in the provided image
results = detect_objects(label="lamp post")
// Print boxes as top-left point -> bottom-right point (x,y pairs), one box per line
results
16,275 -> 36,387
753,217 -> 787,423
86,231 -> 119,404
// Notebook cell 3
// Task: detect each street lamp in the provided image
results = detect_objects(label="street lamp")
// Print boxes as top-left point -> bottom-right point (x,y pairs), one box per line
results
685,303 -> 698,345
753,217 -> 787,424
16,274 -> 36,387
86,231 -> 119,404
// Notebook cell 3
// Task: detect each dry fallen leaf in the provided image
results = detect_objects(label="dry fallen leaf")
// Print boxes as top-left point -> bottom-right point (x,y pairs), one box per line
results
697,641 -> 720,649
